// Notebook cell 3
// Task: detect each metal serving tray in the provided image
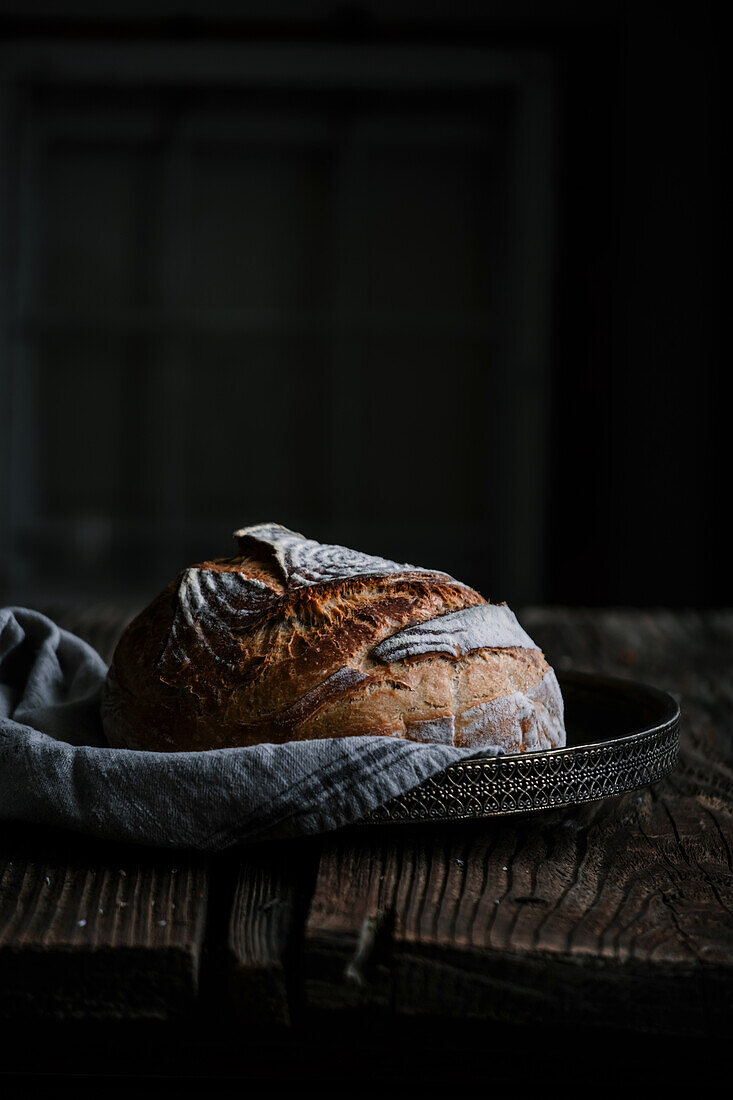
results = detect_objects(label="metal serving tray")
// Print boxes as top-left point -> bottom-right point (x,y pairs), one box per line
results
367,671 -> 680,824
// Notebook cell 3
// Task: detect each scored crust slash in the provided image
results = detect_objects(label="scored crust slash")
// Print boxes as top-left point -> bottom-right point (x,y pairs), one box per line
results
101,523 -> 565,754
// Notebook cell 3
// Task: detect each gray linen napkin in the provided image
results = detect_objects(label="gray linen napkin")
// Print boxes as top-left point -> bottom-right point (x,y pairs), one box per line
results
0,606 -> 485,848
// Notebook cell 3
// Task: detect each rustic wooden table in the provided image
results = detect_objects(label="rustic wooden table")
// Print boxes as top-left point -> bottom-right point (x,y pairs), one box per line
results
1,607 -> 731,1087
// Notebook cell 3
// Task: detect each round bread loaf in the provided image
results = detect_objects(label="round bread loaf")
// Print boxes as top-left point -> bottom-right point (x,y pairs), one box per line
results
101,523 -> 565,754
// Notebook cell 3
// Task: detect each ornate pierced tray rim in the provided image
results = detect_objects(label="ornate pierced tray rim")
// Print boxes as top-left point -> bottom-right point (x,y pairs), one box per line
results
365,671 -> 681,825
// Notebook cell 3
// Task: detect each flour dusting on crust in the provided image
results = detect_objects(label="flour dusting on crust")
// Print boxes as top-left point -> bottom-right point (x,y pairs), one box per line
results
372,603 -> 538,663
456,669 -> 565,752
142,523 -> 565,755
404,714 -> 456,745
159,568 -> 275,679
235,522 -> 454,588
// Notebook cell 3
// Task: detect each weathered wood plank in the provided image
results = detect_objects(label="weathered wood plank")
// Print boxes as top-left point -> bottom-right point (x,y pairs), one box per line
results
0,825 -> 208,1018
224,839 -> 318,1025
304,610 -> 733,1036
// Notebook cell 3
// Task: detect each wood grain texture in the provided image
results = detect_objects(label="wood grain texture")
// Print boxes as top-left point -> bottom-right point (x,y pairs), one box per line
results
304,610 -> 733,1036
224,841 -> 317,1026
0,825 -> 207,1018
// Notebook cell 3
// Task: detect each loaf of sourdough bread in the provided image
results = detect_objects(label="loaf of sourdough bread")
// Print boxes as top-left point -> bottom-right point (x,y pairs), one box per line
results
101,523 -> 565,754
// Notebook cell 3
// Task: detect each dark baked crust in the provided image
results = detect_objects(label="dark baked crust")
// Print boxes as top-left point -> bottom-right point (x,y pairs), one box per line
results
101,525 -> 565,753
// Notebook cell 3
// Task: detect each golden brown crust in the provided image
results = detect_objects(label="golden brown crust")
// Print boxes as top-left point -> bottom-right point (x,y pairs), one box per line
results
101,526 -> 565,754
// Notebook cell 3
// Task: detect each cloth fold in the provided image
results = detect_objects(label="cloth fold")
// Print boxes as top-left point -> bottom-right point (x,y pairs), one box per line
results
0,607 -> 485,849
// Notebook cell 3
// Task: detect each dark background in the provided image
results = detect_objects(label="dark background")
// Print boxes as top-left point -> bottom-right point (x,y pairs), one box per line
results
0,2 -> 721,611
